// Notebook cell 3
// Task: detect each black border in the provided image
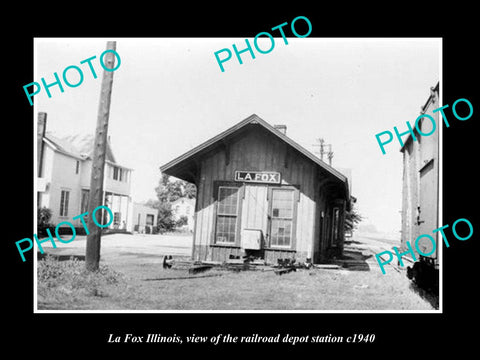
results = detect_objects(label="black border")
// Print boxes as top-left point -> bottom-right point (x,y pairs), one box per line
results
7,4 -> 479,355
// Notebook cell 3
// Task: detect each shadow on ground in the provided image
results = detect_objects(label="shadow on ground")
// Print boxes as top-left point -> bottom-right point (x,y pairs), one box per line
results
37,252 -> 85,261
344,239 -> 364,245
335,249 -> 372,271
409,282 -> 439,309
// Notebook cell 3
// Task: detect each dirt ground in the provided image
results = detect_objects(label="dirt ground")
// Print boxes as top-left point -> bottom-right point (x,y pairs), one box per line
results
37,232 -> 193,260
36,232 -> 439,311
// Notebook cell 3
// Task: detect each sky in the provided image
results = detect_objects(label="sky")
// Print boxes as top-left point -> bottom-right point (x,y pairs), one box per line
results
34,37 -> 440,235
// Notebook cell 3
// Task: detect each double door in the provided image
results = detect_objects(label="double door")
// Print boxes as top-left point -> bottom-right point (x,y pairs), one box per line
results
215,184 -> 296,249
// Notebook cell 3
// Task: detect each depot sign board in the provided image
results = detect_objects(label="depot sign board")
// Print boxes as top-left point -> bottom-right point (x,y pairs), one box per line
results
235,171 -> 281,184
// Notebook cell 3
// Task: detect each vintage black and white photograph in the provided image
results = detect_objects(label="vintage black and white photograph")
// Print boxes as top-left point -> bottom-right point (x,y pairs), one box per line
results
33,37 -> 441,312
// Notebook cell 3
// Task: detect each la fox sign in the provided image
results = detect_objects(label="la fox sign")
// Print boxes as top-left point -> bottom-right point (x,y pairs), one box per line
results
234,171 -> 281,184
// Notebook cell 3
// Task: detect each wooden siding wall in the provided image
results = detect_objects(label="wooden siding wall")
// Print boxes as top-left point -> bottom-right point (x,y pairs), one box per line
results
193,128 -> 325,262
242,185 -> 269,235
400,90 -> 439,259
314,187 -> 328,263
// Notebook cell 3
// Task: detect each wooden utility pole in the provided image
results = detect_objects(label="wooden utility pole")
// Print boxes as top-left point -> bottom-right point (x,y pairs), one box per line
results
37,112 -> 47,177
312,138 -> 324,160
327,144 -> 334,166
85,41 -> 117,271
312,138 -> 334,165
37,112 -> 47,208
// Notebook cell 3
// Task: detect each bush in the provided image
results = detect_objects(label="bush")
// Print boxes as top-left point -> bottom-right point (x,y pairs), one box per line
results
176,215 -> 188,228
54,226 -> 89,236
38,207 -> 54,236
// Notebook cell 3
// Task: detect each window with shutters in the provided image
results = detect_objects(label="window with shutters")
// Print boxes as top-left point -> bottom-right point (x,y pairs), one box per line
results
59,190 -> 70,217
80,189 -> 90,213
269,188 -> 295,248
215,186 -> 240,244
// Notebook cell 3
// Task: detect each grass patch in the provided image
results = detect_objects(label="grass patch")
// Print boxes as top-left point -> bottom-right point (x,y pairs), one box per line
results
36,234 -> 437,311
37,256 -> 435,311
37,255 -> 124,309
135,269 -> 434,311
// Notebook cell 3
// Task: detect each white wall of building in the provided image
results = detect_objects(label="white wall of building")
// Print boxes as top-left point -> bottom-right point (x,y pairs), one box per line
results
42,148 -> 84,226
171,198 -> 195,231
132,203 -> 158,233
38,141 -> 133,231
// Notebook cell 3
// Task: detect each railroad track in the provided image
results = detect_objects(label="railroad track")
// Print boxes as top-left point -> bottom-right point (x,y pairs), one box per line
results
347,236 -> 414,273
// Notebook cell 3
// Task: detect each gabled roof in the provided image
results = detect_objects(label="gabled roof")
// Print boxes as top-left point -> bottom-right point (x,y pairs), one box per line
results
44,132 -> 117,163
160,114 -> 349,198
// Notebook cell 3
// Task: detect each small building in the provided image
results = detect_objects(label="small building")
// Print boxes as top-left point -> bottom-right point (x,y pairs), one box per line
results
132,202 -> 158,233
171,197 -> 195,231
400,83 -> 439,262
37,113 -> 134,231
160,114 -> 351,264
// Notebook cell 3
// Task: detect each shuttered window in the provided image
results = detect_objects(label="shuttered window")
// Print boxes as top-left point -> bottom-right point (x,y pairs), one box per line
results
80,189 -> 89,213
269,189 -> 294,247
215,186 -> 240,244
59,190 -> 70,217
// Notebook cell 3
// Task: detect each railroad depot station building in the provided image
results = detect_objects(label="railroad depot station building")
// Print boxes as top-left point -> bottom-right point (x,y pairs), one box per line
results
161,114 -> 352,264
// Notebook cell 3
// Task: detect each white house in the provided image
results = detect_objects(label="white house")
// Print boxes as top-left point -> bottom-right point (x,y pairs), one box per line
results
170,197 -> 195,231
37,116 -> 134,231
132,202 -> 158,233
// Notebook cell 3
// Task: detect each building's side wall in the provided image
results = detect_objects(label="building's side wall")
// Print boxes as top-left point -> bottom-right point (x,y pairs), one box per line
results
80,159 -> 92,189
171,198 -> 195,231
416,93 -> 439,258
401,88 -> 439,260
313,186 -> 325,263
104,162 -> 132,196
132,203 -> 158,233
39,145 -> 133,231
401,141 -> 415,251
47,151 -> 83,227
38,145 -> 55,212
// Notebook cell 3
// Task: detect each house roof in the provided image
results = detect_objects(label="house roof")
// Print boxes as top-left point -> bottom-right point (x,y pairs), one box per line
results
160,114 -> 349,199
44,132 -> 117,164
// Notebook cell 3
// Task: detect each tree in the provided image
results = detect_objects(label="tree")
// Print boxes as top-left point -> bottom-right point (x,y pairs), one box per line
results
157,202 -> 176,232
155,174 -> 196,202
184,182 -> 197,199
151,174 -> 197,233
38,207 -> 53,236
155,174 -> 183,203
145,198 -> 160,209
176,215 -> 189,228
345,203 -> 362,232
143,199 -> 174,233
